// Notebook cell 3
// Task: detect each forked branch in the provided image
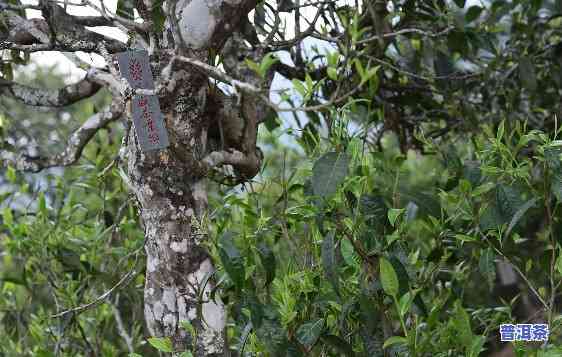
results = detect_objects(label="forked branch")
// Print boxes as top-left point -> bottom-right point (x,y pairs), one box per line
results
0,101 -> 124,172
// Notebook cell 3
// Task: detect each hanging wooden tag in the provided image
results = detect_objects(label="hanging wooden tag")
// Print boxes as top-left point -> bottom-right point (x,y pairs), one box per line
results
131,95 -> 170,151
115,50 -> 169,151
115,50 -> 155,90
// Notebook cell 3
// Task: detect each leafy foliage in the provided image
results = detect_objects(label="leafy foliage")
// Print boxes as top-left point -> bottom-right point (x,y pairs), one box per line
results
3,0 -> 562,356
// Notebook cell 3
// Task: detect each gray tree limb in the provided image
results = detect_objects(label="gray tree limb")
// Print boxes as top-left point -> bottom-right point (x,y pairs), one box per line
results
0,3 -> 127,53
0,76 -> 102,107
1,100 -> 124,172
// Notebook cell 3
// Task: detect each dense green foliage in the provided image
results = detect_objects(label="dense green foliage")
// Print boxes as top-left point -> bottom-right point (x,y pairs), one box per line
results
1,68 -> 146,355
212,120 -> 562,356
2,0 -> 562,356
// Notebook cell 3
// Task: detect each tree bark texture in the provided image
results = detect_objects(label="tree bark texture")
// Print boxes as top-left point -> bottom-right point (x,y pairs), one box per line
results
124,1 -> 261,355
1,0 -> 265,354
126,60 -> 225,354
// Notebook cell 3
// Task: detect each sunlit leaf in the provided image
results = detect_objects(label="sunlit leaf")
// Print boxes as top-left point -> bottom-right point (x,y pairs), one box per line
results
312,152 -> 349,197
147,337 -> 173,352
380,257 -> 399,297
296,319 -> 324,349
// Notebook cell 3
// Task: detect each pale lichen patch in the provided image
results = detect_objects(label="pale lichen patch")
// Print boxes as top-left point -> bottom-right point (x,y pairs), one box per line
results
152,300 -> 165,321
162,288 -> 177,312
163,313 -> 177,328
147,256 -> 160,272
187,307 -> 197,320
170,240 -> 188,253
177,0 -> 217,49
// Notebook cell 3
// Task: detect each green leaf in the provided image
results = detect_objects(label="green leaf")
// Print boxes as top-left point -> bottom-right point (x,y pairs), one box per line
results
354,59 -> 365,79
321,334 -> 355,356
296,319 -> 324,349
360,195 -> 388,230
550,171 -> 562,201
322,231 -> 339,294
388,256 -> 426,315
327,67 -> 338,80
479,203 -> 504,231
152,5 -> 166,33
504,197 -> 537,238
465,6 -> 484,23
454,0 -> 466,8
383,336 -> 408,349
255,318 -> 288,354
263,112 -> 280,131
556,251 -> 562,275
469,335 -> 486,357
305,74 -> 314,92
128,354 -> 142,357
380,257 -> 399,297
545,145 -> 562,170
218,232 -> 245,287
455,234 -> 477,242
312,152 -> 349,197
38,192 -> 47,216
398,291 -> 415,317
292,79 -> 307,97
3,207 -> 13,227
147,337 -> 173,352
388,257 -> 409,297
340,237 -> 359,267
479,248 -> 496,288
359,66 -> 380,86
463,161 -> 483,187
472,182 -> 494,197
245,59 -> 261,76
452,301 -> 473,351
259,53 -> 279,77
179,352 -> 194,357
519,56 -> 537,92
243,294 -> 264,328
300,122 -> 320,154
179,320 -> 196,338
496,184 -> 522,220
496,120 -> 505,141
6,165 -> 16,184
387,208 -> 405,227
545,145 -> 562,201
116,0 -> 134,20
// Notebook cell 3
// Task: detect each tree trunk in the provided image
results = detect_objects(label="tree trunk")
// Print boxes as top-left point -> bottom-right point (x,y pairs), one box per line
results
126,61 -> 225,355
120,0 -> 263,353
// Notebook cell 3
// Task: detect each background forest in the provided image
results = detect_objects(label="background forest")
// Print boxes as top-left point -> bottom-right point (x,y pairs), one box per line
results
2,0 -> 562,356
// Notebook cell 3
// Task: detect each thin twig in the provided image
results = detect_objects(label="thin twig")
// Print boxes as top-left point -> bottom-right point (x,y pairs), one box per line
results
51,267 -> 138,318
111,294 -> 135,353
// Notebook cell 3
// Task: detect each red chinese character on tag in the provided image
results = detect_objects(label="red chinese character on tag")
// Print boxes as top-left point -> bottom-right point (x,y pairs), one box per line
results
148,132 -> 160,144
129,58 -> 143,82
138,97 -> 148,108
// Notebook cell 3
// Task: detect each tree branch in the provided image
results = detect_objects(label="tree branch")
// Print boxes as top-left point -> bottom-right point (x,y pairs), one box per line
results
0,76 -> 101,107
202,149 -> 262,180
2,10 -> 50,45
79,0 -> 150,32
271,61 -> 327,81
72,15 -> 114,27
174,54 -> 362,113
1,100 -> 124,172
110,295 -> 135,353
0,1 -> 41,11
51,266 -> 137,318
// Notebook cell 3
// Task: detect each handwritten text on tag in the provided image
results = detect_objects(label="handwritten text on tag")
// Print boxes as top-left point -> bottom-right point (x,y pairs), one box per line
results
115,50 -> 169,151
131,95 -> 169,151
